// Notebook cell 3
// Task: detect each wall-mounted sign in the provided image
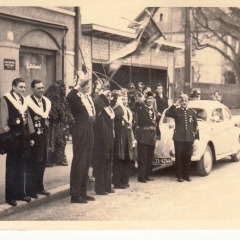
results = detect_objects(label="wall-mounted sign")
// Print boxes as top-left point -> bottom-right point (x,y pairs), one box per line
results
26,63 -> 42,70
4,59 -> 15,70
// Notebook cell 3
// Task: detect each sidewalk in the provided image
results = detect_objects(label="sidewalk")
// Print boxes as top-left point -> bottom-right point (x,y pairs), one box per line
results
0,142 -> 94,218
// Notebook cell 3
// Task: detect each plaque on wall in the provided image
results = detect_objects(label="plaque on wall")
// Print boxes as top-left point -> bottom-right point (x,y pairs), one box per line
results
4,59 -> 16,70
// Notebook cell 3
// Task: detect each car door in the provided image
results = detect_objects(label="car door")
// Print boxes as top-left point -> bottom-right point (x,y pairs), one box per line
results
211,108 -> 231,155
222,108 -> 234,152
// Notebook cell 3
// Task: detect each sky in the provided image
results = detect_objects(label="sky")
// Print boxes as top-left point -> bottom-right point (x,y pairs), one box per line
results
79,0 -> 153,32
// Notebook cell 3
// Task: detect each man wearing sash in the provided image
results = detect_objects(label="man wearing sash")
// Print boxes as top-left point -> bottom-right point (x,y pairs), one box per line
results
67,71 -> 96,203
0,78 -> 34,206
25,80 -> 51,198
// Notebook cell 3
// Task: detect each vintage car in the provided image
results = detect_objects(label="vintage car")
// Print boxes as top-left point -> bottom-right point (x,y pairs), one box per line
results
153,100 -> 240,176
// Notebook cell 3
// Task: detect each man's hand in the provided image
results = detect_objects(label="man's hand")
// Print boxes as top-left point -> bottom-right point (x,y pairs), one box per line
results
174,98 -> 182,107
30,140 -> 35,146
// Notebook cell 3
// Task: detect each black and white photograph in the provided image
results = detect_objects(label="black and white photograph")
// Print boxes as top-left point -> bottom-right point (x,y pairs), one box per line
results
0,0 -> 240,238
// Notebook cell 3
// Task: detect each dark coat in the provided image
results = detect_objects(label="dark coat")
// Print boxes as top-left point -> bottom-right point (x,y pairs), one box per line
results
165,105 -> 199,142
132,101 -> 157,146
28,95 -> 49,162
155,92 -> 168,114
113,103 -> 133,160
92,94 -> 114,161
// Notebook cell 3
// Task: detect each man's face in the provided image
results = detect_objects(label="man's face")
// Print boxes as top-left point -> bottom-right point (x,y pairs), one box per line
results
95,82 -> 102,94
214,91 -> 219,96
145,96 -> 154,107
156,86 -> 163,94
122,96 -> 128,107
32,82 -> 44,99
13,82 -> 26,96
180,98 -> 189,108
81,82 -> 91,94
105,92 -> 112,102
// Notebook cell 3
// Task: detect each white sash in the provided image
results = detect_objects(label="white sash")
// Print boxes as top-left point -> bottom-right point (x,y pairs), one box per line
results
4,92 -> 28,118
104,106 -> 115,119
77,93 -> 96,118
26,95 -> 51,118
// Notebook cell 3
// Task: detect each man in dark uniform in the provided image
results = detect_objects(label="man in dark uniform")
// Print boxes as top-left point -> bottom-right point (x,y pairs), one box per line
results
155,83 -> 168,116
25,80 -> 51,198
67,71 -> 96,203
165,93 -> 199,182
133,91 -> 157,183
0,78 -> 34,206
92,81 -> 115,195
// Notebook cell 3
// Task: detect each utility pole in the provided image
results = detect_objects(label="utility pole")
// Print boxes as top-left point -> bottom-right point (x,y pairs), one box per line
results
75,7 -> 81,71
184,7 -> 191,96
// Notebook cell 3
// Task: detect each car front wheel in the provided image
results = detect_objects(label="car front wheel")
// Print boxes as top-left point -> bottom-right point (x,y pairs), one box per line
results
231,137 -> 240,162
197,145 -> 213,176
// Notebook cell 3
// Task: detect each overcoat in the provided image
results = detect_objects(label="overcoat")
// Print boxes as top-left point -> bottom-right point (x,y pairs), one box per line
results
113,103 -> 133,160
92,94 -> 114,162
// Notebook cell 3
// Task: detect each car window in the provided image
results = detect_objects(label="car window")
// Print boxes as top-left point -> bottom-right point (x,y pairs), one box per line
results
223,108 -> 231,121
212,108 -> 223,122
192,108 -> 207,121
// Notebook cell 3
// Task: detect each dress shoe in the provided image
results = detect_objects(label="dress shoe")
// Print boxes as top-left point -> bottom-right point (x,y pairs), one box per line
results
178,178 -> 184,182
87,178 -> 95,182
57,162 -> 68,166
96,191 -> 108,195
184,178 -> 191,182
71,196 -> 88,204
46,164 -> 53,167
6,200 -> 17,206
146,177 -> 154,181
138,178 -> 147,183
27,193 -> 38,199
106,189 -> 115,193
37,190 -> 50,196
16,196 -> 31,202
114,185 -> 126,189
82,195 -> 95,201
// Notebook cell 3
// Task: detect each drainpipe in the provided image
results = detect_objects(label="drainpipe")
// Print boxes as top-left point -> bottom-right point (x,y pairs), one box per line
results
62,29 -> 68,81
75,7 -> 81,71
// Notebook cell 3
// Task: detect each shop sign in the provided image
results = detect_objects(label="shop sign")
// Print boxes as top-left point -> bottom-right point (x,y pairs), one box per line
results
26,63 -> 42,70
4,59 -> 15,70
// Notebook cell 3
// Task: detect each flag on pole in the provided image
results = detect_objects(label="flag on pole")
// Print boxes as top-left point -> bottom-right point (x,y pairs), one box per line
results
107,14 -> 164,74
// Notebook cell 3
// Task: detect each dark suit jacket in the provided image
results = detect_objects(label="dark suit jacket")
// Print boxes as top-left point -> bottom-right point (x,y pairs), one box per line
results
165,105 -> 199,142
155,92 -> 168,114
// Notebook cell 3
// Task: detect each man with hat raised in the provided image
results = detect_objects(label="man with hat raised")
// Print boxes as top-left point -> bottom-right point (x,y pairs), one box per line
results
165,92 -> 199,182
133,91 -> 158,183
67,71 -> 96,203
92,79 -> 115,195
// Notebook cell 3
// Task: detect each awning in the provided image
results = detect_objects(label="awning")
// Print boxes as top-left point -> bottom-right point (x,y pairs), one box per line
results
82,23 -> 183,51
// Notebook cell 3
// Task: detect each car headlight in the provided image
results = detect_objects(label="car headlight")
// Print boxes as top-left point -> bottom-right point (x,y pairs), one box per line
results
192,140 -> 199,155
169,149 -> 175,157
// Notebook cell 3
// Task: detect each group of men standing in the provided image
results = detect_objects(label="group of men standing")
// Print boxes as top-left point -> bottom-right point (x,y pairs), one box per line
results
66,72 -> 171,203
0,78 -> 51,206
0,73 -> 199,206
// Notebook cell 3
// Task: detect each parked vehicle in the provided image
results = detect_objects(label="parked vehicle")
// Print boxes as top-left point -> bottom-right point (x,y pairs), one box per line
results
153,100 -> 240,176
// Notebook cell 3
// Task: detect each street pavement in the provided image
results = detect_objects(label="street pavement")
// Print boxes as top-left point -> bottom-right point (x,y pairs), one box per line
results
2,156 -> 240,230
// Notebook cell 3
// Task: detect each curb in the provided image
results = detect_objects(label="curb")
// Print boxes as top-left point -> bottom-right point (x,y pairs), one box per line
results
0,181 -> 94,219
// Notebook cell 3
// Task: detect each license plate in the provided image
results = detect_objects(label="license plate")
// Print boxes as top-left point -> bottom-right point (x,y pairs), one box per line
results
153,157 -> 172,165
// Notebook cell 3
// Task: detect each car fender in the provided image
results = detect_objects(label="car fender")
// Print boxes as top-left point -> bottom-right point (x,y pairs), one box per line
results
192,132 -> 213,161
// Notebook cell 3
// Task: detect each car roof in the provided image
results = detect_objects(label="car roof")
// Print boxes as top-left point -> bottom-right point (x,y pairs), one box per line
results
188,100 -> 226,109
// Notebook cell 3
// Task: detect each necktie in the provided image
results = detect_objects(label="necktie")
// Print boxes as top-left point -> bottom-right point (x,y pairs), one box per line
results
19,97 -> 23,105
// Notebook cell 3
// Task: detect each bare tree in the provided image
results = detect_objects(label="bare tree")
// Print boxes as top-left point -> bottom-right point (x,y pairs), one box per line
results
191,7 -> 240,83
